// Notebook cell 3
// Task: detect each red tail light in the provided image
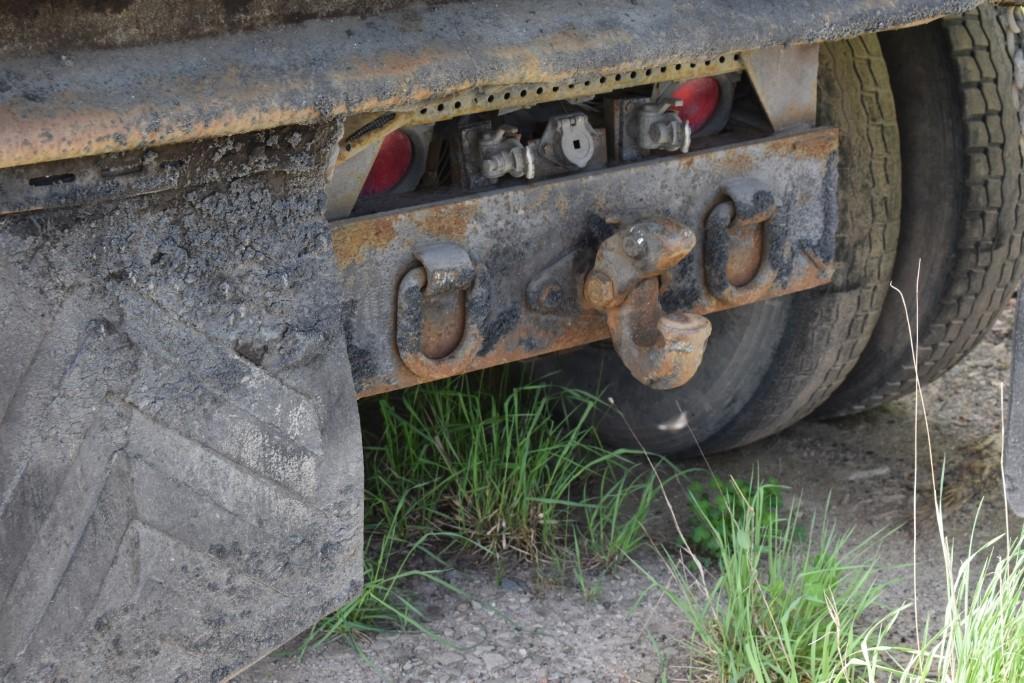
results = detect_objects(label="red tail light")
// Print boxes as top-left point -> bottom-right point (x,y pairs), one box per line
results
669,77 -> 721,133
360,130 -> 414,197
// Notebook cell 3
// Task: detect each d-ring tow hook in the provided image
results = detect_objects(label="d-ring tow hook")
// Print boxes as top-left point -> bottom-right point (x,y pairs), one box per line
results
584,218 -> 711,390
395,242 -> 488,379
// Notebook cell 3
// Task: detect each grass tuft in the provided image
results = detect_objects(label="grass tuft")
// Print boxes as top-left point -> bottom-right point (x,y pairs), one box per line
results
301,492 -> 456,651
892,530 -> 1024,682
645,478 -> 895,682
310,371 -> 670,643
685,476 -> 781,560
367,372 -> 661,564
881,278 -> 1024,681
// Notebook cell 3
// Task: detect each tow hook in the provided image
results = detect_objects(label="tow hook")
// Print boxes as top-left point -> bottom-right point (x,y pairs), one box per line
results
395,242 -> 489,379
583,218 -> 712,389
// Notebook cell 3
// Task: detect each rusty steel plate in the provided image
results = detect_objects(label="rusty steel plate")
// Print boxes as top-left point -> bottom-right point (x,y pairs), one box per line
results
333,127 -> 839,396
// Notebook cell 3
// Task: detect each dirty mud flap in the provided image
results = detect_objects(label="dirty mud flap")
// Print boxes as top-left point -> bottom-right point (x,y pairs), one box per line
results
1003,288 -> 1024,516
0,121 -> 365,682
333,128 -> 839,396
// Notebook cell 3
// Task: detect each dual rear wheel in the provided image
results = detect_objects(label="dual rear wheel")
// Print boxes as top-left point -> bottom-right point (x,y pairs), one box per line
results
538,7 -> 1024,455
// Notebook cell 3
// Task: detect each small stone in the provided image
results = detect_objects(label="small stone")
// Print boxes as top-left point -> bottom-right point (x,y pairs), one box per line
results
442,568 -> 465,583
847,466 -> 891,481
435,652 -> 462,666
482,652 -> 507,671
500,576 -> 527,592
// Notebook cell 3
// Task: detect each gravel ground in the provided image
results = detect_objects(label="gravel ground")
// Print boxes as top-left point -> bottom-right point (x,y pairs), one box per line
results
243,302 -> 1018,683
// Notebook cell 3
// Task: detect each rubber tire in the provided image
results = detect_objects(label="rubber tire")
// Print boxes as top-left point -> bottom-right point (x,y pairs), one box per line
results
0,125 -> 363,681
702,35 -> 902,450
819,7 -> 1024,417
533,35 -> 900,455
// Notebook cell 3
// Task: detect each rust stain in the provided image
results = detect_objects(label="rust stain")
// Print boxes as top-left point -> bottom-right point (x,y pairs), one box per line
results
724,222 -> 763,286
702,266 -> 831,311
332,216 -> 396,265
357,315 -> 609,397
331,200 -> 479,267
416,201 -> 478,241
347,45 -> 453,77
355,258 -> 833,397
772,127 -> 839,158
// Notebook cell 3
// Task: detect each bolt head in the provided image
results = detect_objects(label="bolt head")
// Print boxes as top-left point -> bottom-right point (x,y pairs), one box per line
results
622,229 -> 649,259
539,283 -> 564,311
584,272 -> 615,307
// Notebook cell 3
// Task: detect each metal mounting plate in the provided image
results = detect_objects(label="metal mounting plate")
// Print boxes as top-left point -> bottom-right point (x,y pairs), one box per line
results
332,127 -> 839,396
743,45 -> 820,132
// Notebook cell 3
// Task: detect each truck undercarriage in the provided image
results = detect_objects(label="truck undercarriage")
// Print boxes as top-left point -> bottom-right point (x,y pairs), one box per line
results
2,1 -> 1024,680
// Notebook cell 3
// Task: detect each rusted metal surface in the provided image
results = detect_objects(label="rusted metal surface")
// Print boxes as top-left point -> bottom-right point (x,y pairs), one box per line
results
0,1 -> 448,56
606,279 -> 712,390
583,218 -> 697,309
0,0 -> 982,171
395,243 -> 487,379
583,219 -> 712,389
333,127 -> 840,396
703,177 -> 785,306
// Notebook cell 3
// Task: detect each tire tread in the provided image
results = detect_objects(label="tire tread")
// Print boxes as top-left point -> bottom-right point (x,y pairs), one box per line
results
824,8 -> 1024,416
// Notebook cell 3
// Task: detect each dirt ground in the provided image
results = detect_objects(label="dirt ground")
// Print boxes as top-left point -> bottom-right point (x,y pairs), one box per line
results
243,302 -> 1017,683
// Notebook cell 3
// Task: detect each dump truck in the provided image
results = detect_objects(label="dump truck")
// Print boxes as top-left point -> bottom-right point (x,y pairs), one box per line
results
4,1 -> 1024,679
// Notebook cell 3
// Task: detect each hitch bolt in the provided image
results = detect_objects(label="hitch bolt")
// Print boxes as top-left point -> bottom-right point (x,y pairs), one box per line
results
584,272 -> 615,307
623,229 -> 649,259
539,283 -> 564,311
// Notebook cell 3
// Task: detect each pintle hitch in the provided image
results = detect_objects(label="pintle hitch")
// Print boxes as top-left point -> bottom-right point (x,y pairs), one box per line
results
583,218 -> 712,389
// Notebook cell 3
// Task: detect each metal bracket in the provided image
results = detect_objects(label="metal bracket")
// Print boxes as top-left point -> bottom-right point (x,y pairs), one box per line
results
526,249 -> 588,315
742,44 -> 820,132
530,114 -> 605,179
325,137 -> 383,220
583,218 -> 712,389
333,128 -> 839,396
456,123 -> 535,189
454,115 -> 606,189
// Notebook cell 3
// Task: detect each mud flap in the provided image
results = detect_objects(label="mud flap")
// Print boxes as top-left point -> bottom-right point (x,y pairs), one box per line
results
1004,289 -> 1024,516
0,119 -> 365,681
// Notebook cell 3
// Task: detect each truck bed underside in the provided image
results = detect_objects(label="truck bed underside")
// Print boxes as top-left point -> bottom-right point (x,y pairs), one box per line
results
0,0 -> 984,170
